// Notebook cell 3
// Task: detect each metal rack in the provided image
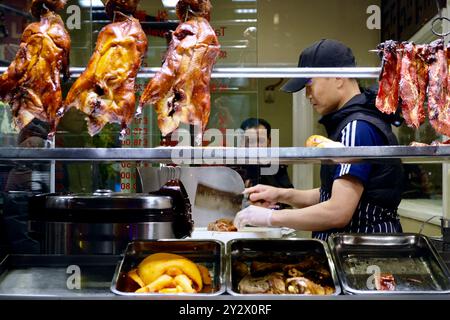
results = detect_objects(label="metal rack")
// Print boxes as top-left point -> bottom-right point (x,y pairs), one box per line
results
0,66 -> 446,165
0,67 -> 381,79
0,146 -> 448,164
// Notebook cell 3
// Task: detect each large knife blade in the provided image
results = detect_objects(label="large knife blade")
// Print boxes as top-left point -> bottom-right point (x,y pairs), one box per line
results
138,166 -> 245,227
194,182 -> 244,213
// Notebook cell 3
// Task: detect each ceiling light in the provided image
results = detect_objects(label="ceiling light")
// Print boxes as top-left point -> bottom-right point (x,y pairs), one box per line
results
162,0 -> 178,7
79,0 -> 104,7
235,9 -> 257,14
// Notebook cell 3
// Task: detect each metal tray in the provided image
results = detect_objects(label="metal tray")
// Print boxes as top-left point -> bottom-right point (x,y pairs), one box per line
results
328,233 -> 450,295
226,238 -> 341,296
111,240 -> 226,297
0,255 -> 120,298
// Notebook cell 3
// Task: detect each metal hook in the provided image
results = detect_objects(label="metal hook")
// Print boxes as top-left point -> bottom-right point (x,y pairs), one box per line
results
113,10 -> 132,22
431,16 -> 450,38
185,5 -> 198,22
432,0 -> 450,38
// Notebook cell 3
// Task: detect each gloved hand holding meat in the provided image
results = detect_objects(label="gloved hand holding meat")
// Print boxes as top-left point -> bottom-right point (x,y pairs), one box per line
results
234,205 -> 274,230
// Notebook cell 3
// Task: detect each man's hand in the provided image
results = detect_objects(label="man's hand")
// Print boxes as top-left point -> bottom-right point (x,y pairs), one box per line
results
244,184 -> 281,208
234,205 -> 273,230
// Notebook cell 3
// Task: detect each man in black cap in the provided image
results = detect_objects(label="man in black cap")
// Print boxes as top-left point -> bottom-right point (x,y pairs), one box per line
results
234,39 -> 404,240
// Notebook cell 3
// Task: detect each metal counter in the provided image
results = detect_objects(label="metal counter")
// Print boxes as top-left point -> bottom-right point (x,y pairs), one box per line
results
0,146 -> 450,164
0,250 -> 448,300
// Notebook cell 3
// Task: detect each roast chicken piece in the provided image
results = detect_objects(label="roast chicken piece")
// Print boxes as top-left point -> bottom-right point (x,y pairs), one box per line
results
0,1 -> 70,136
138,0 -> 220,141
207,218 -> 237,232
426,39 -> 450,137
64,12 -> 147,136
376,40 -> 402,114
286,277 -> 334,295
238,272 -> 286,294
235,254 -> 335,295
399,43 -> 427,129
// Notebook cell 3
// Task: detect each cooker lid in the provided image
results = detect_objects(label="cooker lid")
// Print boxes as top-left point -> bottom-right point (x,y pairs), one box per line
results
44,190 -> 173,210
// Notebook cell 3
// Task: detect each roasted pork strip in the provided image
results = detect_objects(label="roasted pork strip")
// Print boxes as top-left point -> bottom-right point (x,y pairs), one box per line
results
399,43 -> 426,129
427,39 -> 450,137
376,40 -> 402,114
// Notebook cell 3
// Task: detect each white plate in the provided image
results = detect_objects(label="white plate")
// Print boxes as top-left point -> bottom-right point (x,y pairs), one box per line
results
188,227 -> 293,244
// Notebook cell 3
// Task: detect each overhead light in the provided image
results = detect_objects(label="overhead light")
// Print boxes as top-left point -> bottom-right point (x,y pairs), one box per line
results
162,0 -> 178,7
235,9 -> 257,14
79,0 -> 104,7
235,19 -> 257,23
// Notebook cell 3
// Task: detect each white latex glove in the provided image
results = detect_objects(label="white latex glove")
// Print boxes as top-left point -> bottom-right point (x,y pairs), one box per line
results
234,205 -> 273,230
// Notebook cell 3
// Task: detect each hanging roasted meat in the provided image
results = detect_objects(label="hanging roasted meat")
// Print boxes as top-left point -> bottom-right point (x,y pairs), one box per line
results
0,0 -> 70,136
376,40 -> 402,114
104,0 -> 140,19
426,39 -> 450,137
138,0 -> 221,140
398,43 -> 427,129
64,5 -> 147,136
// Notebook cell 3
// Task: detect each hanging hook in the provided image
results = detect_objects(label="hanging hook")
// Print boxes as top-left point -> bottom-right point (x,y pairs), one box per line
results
431,0 -> 450,38
185,5 -> 198,22
431,17 -> 450,37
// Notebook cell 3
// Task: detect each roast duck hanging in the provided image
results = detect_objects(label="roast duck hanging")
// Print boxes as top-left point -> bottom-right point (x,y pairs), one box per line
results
64,0 -> 147,136
0,0 -> 71,138
138,0 -> 221,142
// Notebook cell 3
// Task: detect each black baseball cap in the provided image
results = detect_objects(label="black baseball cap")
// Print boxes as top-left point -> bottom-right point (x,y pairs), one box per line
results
281,39 -> 357,93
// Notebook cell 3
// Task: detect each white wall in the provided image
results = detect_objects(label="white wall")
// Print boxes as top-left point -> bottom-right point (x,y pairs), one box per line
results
257,0 -> 381,67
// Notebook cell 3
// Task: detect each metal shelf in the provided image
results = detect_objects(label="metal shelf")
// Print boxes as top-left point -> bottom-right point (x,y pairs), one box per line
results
0,67 -> 381,79
0,146 -> 448,164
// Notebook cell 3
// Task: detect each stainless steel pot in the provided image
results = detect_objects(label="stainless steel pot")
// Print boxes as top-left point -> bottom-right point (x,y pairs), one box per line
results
28,184 -> 193,255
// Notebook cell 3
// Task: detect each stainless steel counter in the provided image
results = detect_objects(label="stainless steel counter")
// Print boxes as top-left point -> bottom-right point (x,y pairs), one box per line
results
0,146 -> 450,164
0,252 -> 449,300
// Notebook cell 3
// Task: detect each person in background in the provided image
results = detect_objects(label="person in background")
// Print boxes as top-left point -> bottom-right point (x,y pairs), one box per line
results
234,39 -> 404,240
236,118 -> 293,191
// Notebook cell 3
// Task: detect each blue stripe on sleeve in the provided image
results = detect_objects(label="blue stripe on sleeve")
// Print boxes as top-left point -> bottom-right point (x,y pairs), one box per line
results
334,120 -> 385,184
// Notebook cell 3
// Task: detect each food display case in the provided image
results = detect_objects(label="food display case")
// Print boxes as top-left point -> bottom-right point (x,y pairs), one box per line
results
1,0 -> 450,301
0,109 -> 450,299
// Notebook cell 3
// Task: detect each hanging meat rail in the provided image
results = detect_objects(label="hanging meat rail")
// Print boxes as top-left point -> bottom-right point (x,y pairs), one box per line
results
0,67 -> 382,79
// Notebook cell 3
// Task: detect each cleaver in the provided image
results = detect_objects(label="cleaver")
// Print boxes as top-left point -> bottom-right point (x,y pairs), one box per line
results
194,182 -> 244,214
138,166 -> 245,227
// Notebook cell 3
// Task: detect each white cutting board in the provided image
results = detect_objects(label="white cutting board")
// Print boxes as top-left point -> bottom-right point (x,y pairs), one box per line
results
188,227 -> 289,245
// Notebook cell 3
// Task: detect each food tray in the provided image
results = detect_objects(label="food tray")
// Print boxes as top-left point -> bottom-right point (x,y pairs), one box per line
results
227,238 -> 341,296
0,255 -> 120,298
328,233 -> 450,295
111,240 -> 225,297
